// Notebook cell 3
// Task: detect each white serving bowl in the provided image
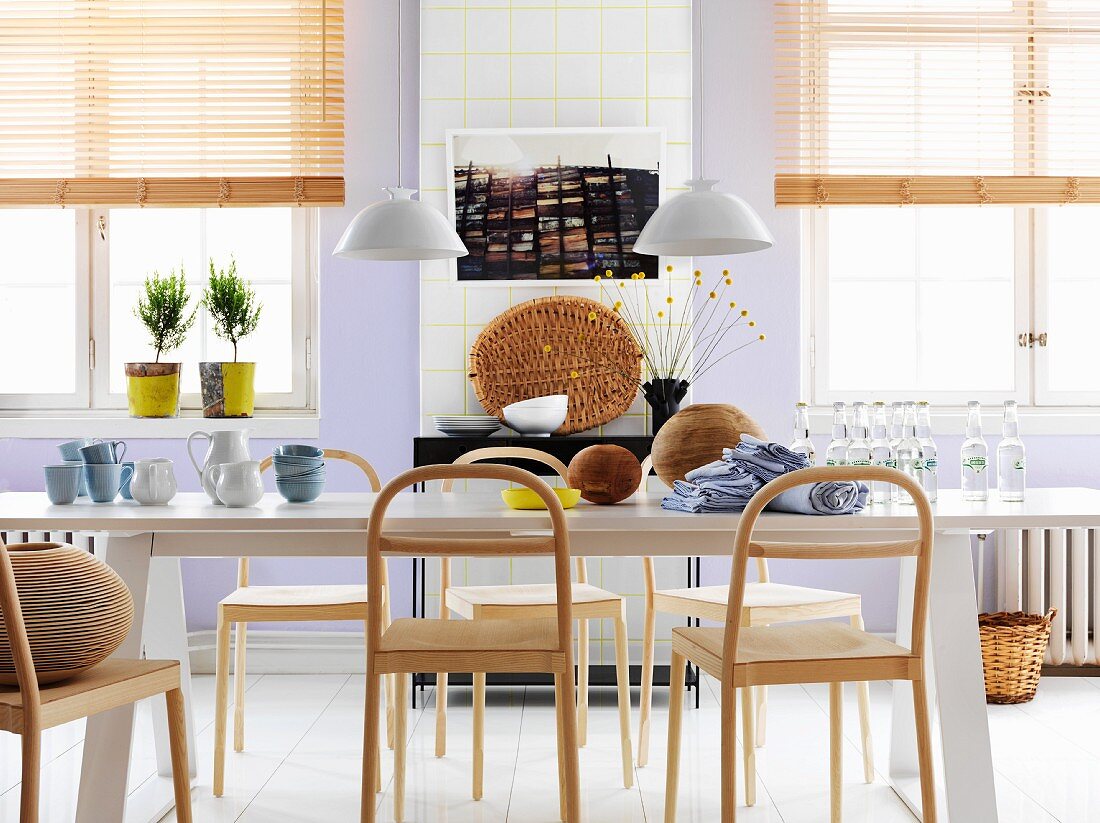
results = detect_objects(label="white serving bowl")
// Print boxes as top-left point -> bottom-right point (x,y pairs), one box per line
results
503,395 -> 568,437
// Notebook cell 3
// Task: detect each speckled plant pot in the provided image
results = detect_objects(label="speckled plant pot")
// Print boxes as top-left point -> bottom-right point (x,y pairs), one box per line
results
200,361 -> 256,418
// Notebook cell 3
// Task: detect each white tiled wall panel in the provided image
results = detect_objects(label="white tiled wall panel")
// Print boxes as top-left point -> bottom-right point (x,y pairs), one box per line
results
419,0 -> 694,665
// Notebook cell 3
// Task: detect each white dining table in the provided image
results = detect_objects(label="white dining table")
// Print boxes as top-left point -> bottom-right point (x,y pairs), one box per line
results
3,487 -> 1100,823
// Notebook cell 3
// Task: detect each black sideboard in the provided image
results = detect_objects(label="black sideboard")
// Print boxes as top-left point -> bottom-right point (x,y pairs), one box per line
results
409,434 -> 701,706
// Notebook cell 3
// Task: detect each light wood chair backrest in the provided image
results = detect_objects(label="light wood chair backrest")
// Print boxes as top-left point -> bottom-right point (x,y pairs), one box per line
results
440,447 -> 587,583
367,464 -> 576,657
0,537 -> 42,723
247,449 -> 382,587
721,466 -> 933,680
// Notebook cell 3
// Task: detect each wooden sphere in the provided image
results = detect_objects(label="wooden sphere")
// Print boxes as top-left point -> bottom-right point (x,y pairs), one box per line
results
568,445 -> 642,505
651,403 -> 767,486
0,543 -> 134,685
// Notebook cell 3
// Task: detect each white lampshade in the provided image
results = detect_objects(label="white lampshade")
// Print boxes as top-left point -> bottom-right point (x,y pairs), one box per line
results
333,187 -> 468,261
633,178 -> 774,257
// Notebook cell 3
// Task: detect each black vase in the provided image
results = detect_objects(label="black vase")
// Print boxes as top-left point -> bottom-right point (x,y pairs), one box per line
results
643,378 -> 690,435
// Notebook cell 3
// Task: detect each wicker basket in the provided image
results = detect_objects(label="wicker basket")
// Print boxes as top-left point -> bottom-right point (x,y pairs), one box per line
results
978,609 -> 1056,704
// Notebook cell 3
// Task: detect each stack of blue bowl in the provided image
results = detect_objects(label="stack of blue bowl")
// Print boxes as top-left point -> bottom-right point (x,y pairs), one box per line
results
272,445 -> 326,502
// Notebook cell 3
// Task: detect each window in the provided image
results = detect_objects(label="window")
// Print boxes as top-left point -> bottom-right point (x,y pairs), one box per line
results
780,1 -> 1100,406
0,207 -> 316,412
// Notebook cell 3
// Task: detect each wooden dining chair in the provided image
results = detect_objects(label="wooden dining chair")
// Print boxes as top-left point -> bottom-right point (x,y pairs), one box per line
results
213,448 -> 394,798
433,446 -> 633,789
663,466 -> 936,823
0,539 -> 193,823
636,457 -> 875,786
363,463 -> 581,823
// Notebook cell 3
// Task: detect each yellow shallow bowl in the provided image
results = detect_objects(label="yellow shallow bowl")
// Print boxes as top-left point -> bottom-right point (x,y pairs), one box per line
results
501,488 -> 582,510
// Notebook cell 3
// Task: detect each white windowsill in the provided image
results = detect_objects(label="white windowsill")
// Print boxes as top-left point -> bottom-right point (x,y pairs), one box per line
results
0,411 -> 320,439
807,406 -> 1100,437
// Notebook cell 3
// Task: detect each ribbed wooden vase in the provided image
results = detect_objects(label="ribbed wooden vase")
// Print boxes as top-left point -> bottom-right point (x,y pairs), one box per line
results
0,543 -> 134,685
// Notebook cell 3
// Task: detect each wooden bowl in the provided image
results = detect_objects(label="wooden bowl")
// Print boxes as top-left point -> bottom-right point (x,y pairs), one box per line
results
0,543 -> 134,685
501,488 -> 582,510
650,403 -> 767,486
568,444 -> 643,504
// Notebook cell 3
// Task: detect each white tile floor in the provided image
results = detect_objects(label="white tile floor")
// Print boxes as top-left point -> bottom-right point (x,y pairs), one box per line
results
3,673 -> 1100,822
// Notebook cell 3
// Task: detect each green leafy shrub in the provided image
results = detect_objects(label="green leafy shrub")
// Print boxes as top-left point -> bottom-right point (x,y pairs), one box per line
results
134,267 -> 197,363
202,257 -> 263,363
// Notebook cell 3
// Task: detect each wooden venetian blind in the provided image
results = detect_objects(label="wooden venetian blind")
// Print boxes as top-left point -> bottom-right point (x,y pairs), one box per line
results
0,0 -> 344,207
776,1 -> 1100,207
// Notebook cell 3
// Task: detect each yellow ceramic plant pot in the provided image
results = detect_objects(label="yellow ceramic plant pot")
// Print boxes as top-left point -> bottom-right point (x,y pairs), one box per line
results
125,363 -> 181,418
200,361 -> 256,418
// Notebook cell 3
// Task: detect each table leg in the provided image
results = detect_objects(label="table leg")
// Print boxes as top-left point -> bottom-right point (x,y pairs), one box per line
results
77,533 -> 153,823
145,557 -> 198,778
888,530 -> 998,822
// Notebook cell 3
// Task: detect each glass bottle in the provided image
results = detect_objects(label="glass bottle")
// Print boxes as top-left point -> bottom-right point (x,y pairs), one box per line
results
915,401 -> 938,502
789,402 -> 816,465
846,402 -> 873,468
960,400 -> 989,501
870,401 -> 892,504
997,400 -> 1026,502
888,401 -> 904,502
825,401 -> 848,466
895,402 -> 923,504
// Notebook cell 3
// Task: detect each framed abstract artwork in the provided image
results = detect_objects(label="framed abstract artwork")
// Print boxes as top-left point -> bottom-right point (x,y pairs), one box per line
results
446,127 -> 666,283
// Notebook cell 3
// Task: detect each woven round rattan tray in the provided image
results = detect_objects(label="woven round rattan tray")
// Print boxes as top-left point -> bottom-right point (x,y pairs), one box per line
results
469,296 -> 643,435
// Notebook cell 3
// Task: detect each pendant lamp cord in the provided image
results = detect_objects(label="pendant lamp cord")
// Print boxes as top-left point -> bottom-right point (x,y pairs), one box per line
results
397,0 -> 403,188
697,0 -> 705,180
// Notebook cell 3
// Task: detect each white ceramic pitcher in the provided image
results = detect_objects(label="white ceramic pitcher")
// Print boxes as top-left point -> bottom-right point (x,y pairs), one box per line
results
130,458 -> 178,506
210,460 -> 264,508
187,429 -> 250,504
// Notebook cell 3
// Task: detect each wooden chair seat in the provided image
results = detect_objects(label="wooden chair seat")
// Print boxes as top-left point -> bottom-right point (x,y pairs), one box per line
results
672,623 -> 917,687
0,659 -> 180,734
655,582 -> 862,624
445,581 -> 622,618
376,617 -> 564,674
221,584 -> 367,610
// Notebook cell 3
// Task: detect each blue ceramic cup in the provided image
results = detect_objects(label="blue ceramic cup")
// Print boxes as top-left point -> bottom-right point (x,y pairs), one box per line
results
119,461 -> 136,500
58,437 -> 100,461
83,463 -> 134,503
44,463 -> 82,505
79,439 -> 127,465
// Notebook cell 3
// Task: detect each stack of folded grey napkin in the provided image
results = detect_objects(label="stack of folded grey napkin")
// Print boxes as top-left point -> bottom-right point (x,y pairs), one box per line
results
661,434 -> 868,515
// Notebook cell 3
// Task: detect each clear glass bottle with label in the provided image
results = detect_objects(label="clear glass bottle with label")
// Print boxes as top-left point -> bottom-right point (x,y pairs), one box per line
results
961,400 -> 989,501
846,402 -> 873,468
789,402 -> 816,465
997,400 -> 1026,502
896,402 -> 923,504
826,401 -> 849,466
915,401 -> 938,502
887,401 -> 904,502
870,401 -> 892,504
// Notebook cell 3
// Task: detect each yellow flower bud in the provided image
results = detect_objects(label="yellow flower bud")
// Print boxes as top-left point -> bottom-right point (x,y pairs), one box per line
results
722,269 -> 730,276
587,311 -> 597,321
729,301 -> 737,309
665,265 -> 674,273
543,345 -> 552,353
758,334 -> 766,341
570,370 -> 579,378
666,296 -> 674,304
740,309 -> 749,317
695,279 -> 703,286
577,332 -> 585,341
614,302 -> 622,312
725,278 -> 732,286
709,291 -> 717,299
748,320 -> 756,327
657,311 -> 665,318
619,281 -> 625,288
693,269 -> 702,277
593,274 -> 602,282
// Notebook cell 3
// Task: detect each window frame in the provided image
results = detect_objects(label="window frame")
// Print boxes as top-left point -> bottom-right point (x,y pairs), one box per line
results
0,207 -> 317,414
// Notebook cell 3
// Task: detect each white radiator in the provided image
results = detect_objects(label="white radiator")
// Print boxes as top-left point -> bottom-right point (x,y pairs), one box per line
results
992,528 -> 1099,666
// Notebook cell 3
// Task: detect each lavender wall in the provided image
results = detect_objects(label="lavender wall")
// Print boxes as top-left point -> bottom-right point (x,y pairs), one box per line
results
2,1 -> 1098,636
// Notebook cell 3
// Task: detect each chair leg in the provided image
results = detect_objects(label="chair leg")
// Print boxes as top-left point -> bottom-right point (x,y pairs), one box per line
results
720,681 -> 737,823
638,592 -> 656,766
755,686 -> 767,748
851,615 -> 875,783
385,673 -> 395,751
740,686 -> 756,806
913,678 -> 938,823
394,672 -> 408,822
664,651 -> 687,823
559,665 -> 582,823
473,672 -> 486,801
613,608 -> 634,788
577,618 -> 589,747
830,682 -> 843,823
435,672 -> 448,758
166,688 -> 194,823
361,671 -> 382,823
233,620 -> 247,753
554,674 -> 568,822
19,726 -> 40,823
213,608 -> 231,797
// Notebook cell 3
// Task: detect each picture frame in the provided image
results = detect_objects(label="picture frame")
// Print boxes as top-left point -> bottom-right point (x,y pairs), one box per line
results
445,127 -> 667,284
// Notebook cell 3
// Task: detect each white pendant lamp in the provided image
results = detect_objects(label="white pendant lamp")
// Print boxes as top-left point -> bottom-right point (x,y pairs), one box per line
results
331,0 -> 467,263
633,178 -> 774,257
333,187 -> 468,261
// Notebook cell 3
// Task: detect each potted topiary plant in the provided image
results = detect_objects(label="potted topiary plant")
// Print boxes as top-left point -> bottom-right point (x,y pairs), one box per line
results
200,257 -> 262,418
126,267 -> 196,418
